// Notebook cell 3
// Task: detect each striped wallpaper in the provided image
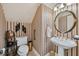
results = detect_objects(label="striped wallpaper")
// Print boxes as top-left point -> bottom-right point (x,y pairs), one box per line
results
4,4 -> 79,56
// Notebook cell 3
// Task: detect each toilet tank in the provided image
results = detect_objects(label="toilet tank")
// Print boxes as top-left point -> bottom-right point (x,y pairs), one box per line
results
16,36 -> 28,46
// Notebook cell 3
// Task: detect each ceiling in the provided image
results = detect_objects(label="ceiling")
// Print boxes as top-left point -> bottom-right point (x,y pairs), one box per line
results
1,3 -> 56,23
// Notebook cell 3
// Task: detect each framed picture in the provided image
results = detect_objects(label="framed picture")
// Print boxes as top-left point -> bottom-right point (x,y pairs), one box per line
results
15,23 -> 20,32
22,25 -> 26,33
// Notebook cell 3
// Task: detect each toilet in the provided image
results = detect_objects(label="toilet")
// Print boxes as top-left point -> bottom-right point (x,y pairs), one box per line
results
16,36 -> 29,56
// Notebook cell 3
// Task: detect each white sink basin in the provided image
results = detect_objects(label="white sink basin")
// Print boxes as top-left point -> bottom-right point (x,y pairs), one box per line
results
50,37 -> 77,56
50,37 -> 77,49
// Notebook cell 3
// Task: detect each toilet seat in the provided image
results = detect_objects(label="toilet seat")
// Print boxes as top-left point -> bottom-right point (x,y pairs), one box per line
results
17,45 -> 29,56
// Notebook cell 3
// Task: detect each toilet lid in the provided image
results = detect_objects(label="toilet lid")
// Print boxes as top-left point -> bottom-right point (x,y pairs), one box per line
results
17,45 -> 29,56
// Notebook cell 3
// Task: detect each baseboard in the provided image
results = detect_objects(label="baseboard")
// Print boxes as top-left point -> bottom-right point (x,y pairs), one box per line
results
33,48 -> 58,56
45,52 -> 58,56
33,47 -> 40,56
45,52 -> 50,56
33,47 -> 50,56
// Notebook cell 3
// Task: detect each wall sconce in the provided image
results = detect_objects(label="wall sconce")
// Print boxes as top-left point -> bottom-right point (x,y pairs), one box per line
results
54,3 -> 64,11
54,3 -> 72,11
59,3 -> 64,9
54,7 -> 57,11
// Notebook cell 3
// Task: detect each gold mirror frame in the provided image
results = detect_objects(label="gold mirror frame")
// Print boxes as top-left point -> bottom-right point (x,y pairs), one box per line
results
54,10 -> 77,34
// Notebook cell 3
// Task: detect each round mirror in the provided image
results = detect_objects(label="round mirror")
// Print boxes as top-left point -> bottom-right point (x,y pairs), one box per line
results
54,10 -> 77,34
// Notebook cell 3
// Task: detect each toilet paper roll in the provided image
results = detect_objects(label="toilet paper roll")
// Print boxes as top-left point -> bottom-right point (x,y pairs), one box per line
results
47,26 -> 52,37
0,48 -> 5,55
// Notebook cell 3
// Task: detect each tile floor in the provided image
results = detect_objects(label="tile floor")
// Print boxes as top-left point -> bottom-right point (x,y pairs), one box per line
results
28,50 -> 37,56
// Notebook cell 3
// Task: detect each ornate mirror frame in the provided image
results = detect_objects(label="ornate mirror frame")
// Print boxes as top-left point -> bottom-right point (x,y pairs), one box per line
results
54,10 -> 77,34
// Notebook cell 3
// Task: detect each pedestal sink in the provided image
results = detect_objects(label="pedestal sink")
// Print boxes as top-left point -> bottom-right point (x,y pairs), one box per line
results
50,37 -> 77,56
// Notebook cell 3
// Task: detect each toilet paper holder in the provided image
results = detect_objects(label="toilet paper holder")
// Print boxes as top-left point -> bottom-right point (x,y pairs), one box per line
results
0,48 -> 5,55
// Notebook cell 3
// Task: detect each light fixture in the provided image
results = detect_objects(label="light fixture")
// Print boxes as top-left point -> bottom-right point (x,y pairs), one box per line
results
59,4 -> 64,9
54,7 -> 57,11
54,3 -> 64,11
54,3 -> 71,11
